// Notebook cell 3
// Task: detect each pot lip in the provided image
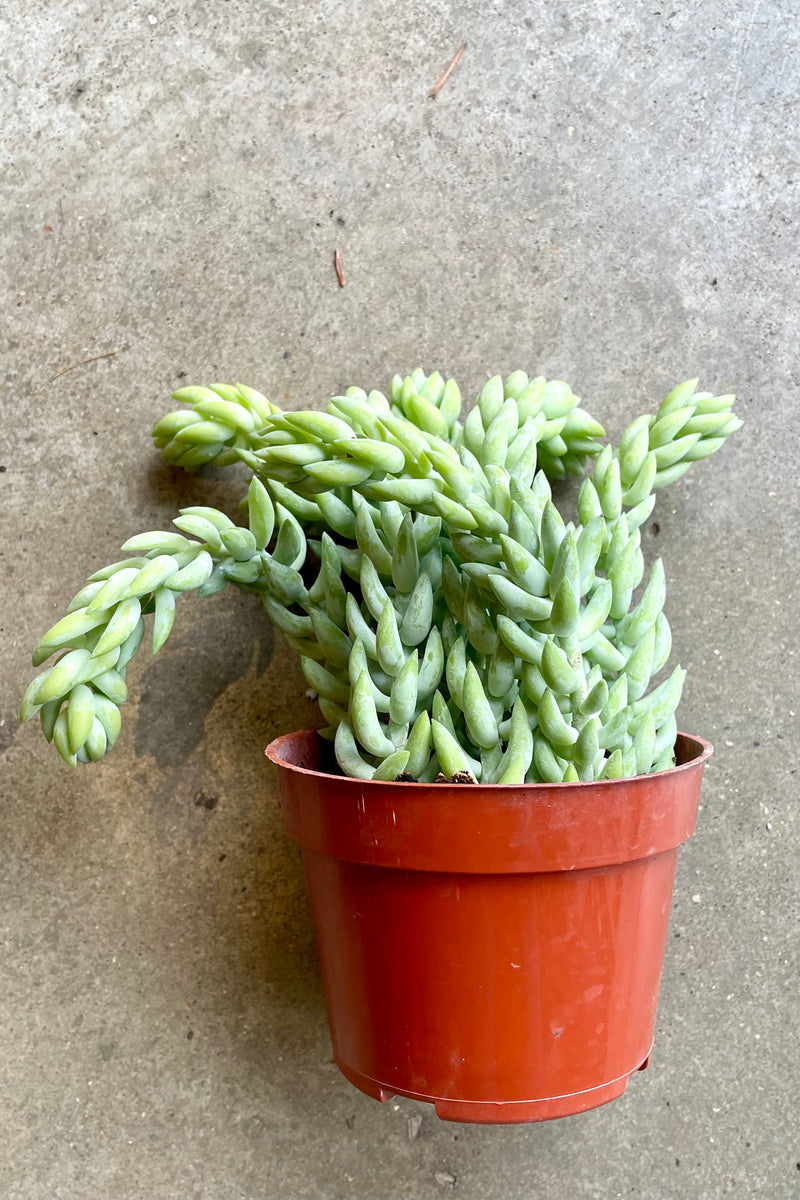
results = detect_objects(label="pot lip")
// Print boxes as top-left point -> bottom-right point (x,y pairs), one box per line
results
265,729 -> 713,790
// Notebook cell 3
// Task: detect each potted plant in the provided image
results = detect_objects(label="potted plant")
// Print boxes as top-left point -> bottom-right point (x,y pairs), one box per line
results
21,367 -> 741,1123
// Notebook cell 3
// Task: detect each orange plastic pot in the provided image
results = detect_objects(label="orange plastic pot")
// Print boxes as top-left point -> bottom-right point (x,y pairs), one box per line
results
267,730 -> 711,1124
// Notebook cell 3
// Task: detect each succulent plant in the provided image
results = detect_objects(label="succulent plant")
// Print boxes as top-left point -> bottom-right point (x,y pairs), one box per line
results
21,368 -> 741,783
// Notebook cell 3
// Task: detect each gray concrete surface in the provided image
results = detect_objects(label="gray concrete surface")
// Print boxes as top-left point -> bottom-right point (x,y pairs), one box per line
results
2,1 -> 798,1197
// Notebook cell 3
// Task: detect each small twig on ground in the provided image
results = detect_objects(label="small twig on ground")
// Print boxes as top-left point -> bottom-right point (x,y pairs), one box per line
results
334,248 -> 345,287
429,44 -> 466,99
50,348 -> 121,382
52,197 -> 64,272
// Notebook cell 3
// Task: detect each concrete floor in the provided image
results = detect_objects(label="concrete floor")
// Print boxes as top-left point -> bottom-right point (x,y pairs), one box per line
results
2,1 -> 798,1197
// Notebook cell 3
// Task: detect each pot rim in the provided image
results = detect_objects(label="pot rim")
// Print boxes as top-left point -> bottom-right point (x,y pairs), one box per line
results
269,730 -> 712,872
265,729 -> 713,789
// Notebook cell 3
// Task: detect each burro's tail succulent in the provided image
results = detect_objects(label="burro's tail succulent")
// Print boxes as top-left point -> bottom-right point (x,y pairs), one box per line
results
21,369 -> 741,782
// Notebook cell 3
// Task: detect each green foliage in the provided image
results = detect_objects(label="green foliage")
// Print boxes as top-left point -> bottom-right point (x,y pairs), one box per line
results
22,370 -> 741,781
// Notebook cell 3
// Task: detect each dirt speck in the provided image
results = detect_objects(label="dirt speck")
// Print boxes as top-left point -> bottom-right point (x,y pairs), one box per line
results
407,1113 -> 423,1140
194,792 -> 218,811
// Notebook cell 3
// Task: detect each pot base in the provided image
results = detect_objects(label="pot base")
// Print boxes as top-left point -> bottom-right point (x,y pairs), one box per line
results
335,1049 -> 652,1123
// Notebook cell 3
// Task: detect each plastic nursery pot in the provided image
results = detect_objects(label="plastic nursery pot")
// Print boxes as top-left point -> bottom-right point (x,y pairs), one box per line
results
266,730 -> 712,1125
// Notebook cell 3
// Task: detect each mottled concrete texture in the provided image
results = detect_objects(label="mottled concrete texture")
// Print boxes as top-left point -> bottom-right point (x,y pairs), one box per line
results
2,2 -> 798,1198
